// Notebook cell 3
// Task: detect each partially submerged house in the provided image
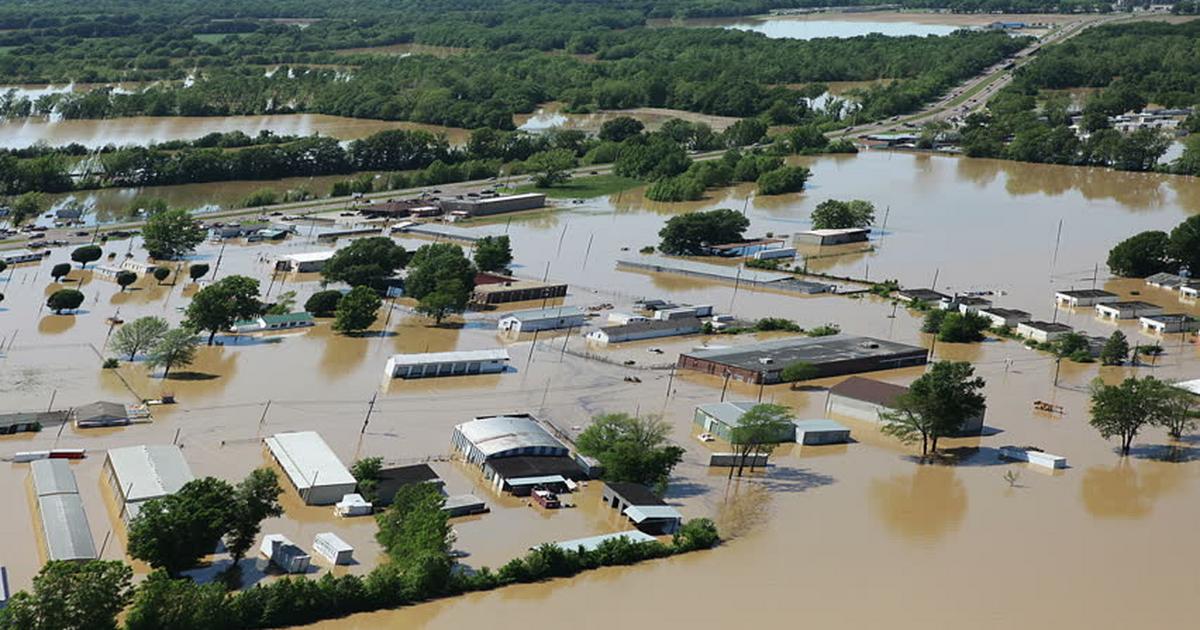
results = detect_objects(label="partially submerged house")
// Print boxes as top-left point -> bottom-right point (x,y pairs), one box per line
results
826,376 -> 984,435
72,401 -> 129,428
976,307 -> 1032,329
1095,301 -> 1164,320
1055,289 -> 1118,308
497,306 -> 587,334
549,530 -> 658,552
601,482 -> 683,535
471,273 -> 568,305
794,228 -> 869,246
792,419 -> 851,445
1140,313 -> 1199,334
264,431 -> 358,505
275,250 -> 335,273
704,237 -> 785,257
1016,321 -> 1074,343
1145,272 -> 1188,290
895,288 -> 949,304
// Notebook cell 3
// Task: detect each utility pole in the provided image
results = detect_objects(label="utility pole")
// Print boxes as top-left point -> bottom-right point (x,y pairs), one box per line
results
257,400 -> 272,435
720,371 -> 732,402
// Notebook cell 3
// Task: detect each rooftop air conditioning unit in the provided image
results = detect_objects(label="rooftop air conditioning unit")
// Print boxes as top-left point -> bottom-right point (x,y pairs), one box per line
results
758,357 -> 774,365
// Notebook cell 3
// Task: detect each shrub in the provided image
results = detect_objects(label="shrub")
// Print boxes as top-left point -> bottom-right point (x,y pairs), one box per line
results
103,358 -> 119,369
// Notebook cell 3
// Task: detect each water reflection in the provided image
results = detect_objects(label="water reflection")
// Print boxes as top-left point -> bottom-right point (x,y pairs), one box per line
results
1079,459 -> 1190,519
869,465 -> 968,542
37,314 -> 77,335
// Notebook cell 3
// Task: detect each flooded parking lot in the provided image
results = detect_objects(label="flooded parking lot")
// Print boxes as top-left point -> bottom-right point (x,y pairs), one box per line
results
2,148 -> 1199,629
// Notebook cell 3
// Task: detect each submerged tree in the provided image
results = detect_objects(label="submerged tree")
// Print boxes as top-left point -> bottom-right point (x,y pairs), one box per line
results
333,285 -> 381,334
728,403 -> 794,477
879,361 -> 986,457
224,468 -> 284,569
142,208 -> 204,259
184,275 -> 262,344
110,316 -> 169,361
128,477 -> 235,577
71,244 -> 102,269
577,413 -> 685,492
1089,376 -> 1170,455
145,328 -> 199,379
46,288 -> 83,313
809,199 -> 875,230
1100,331 -> 1131,366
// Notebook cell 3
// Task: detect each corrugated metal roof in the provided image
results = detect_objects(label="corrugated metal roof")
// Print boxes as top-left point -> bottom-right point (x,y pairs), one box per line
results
792,419 -> 849,433
31,459 -> 79,496
282,250 -> 336,263
264,431 -> 356,490
618,255 -> 792,283
455,415 -> 565,458
106,445 -> 194,503
829,377 -> 908,407
37,494 -> 96,562
548,530 -> 658,552
505,475 -> 567,486
1176,379 -> 1200,396
624,505 -> 683,523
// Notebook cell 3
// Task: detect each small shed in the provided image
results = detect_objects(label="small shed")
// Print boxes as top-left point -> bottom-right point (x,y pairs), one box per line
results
792,419 -> 851,445
1055,289 -> 1118,308
977,307 -> 1032,328
497,306 -> 586,334
601,481 -> 682,535
1095,301 -> 1163,320
313,532 -> 354,565
1016,321 -> 1074,343
443,494 -> 488,517
794,228 -> 869,246
335,493 -> 372,517
1140,313 -> 1199,334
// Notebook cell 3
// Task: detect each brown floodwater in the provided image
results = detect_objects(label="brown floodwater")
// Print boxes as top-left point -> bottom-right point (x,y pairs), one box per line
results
2,148 -> 1200,629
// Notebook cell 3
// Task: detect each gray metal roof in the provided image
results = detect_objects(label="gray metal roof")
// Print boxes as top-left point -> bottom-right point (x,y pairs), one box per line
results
37,493 -> 96,562
618,255 -> 793,283
73,401 -> 127,422
386,349 -> 510,367
106,445 -> 194,503
455,415 -> 566,458
683,335 -> 927,372
792,419 -> 849,433
31,459 -> 79,496
499,306 -> 585,322
696,401 -> 758,428
264,431 -> 356,490
624,505 -> 683,523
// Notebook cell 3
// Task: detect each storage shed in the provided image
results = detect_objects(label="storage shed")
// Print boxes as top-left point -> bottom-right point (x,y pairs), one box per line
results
72,401 -> 129,428
385,349 -> 510,379
827,377 -> 984,436
260,534 -> 310,573
794,228 -> 869,246
1055,289 -> 1118,308
601,481 -> 682,535
693,401 -> 794,442
549,530 -> 658,552
313,532 -> 354,565
275,250 -> 336,273
792,419 -> 851,445
586,317 -> 702,344
264,431 -> 357,505
1095,301 -> 1164,320
1016,321 -> 1074,343
1140,313 -> 1200,334
497,306 -> 586,334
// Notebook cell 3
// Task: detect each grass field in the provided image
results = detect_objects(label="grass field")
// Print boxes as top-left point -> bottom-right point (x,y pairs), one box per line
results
511,174 -> 642,199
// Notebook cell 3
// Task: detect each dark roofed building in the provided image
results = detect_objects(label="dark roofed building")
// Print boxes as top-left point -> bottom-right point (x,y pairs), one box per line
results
601,482 -> 681,535
0,410 -> 67,435
1055,289 -> 1118,308
373,464 -> 444,506
484,455 -> 584,496
678,335 -> 928,384
896,288 -> 949,303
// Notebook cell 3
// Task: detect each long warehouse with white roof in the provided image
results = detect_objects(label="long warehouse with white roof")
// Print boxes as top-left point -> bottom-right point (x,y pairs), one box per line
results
264,431 -> 358,505
102,445 -> 195,523
30,459 -> 97,562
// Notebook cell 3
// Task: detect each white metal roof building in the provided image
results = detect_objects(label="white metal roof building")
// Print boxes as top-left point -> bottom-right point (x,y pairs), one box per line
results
275,250 -> 336,273
384,349 -> 510,379
264,431 -> 358,505
548,530 -> 658,552
497,306 -> 587,334
103,445 -> 194,522
30,459 -> 97,562
451,414 -> 568,466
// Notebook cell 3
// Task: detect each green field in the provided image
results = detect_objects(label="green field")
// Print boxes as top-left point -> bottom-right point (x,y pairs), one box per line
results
512,174 -> 642,199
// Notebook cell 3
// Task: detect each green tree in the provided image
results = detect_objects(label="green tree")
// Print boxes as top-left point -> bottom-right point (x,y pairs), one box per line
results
576,413 -> 685,492
111,316 -> 169,361
264,290 -> 297,315
333,285 -> 381,334
657,208 -> 750,255
756,166 -> 810,195
937,312 -> 991,343
880,361 -> 987,456
1100,331 -> 1131,366
526,149 -> 576,188
304,289 -> 344,317
116,270 -> 138,291
0,560 -> 132,630
1089,376 -> 1171,455
188,263 -> 210,282
9,191 -> 44,226
374,483 -> 454,567
71,245 -> 102,269
123,570 -> 233,630
145,328 -> 199,379
351,457 -> 384,503
50,262 -> 71,282
1167,215 -> 1200,275
184,275 -> 262,345
404,243 -> 476,302
46,288 -> 83,313
810,199 -> 875,230
142,208 -> 204,259
613,135 -> 690,181
1106,230 -> 1171,277
473,235 -> 513,272
128,477 -> 235,577
598,116 -> 644,143
780,361 -> 818,385
728,403 -> 794,476
723,118 -> 768,148
321,236 -> 408,291
224,468 -> 284,568
1157,385 -> 1199,439
673,518 -> 720,552
153,266 -> 172,285
416,282 -> 468,325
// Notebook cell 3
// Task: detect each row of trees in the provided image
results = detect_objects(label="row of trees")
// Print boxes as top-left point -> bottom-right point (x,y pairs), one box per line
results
1090,376 -> 1199,454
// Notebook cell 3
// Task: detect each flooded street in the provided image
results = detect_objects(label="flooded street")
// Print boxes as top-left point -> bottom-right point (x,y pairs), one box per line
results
3,148 -> 1200,629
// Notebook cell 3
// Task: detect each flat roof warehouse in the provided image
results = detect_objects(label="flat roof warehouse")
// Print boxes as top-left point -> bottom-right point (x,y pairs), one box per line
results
678,335 -> 929,384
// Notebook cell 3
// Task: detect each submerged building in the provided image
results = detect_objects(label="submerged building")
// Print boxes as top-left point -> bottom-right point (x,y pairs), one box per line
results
451,414 -> 582,494
678,335 -> 928,384
30,459 -> 96,562
103,445 -> 194,522
264,431 -> 358,506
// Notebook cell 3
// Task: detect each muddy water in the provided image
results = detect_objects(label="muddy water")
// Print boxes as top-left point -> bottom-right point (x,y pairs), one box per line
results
2,149 -> 1200,629
516,102 -> 740,134
654,11 -> 1075,39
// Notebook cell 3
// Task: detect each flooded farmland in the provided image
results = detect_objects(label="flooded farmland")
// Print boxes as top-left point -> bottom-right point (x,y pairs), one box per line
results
2,148 -> 1200,629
